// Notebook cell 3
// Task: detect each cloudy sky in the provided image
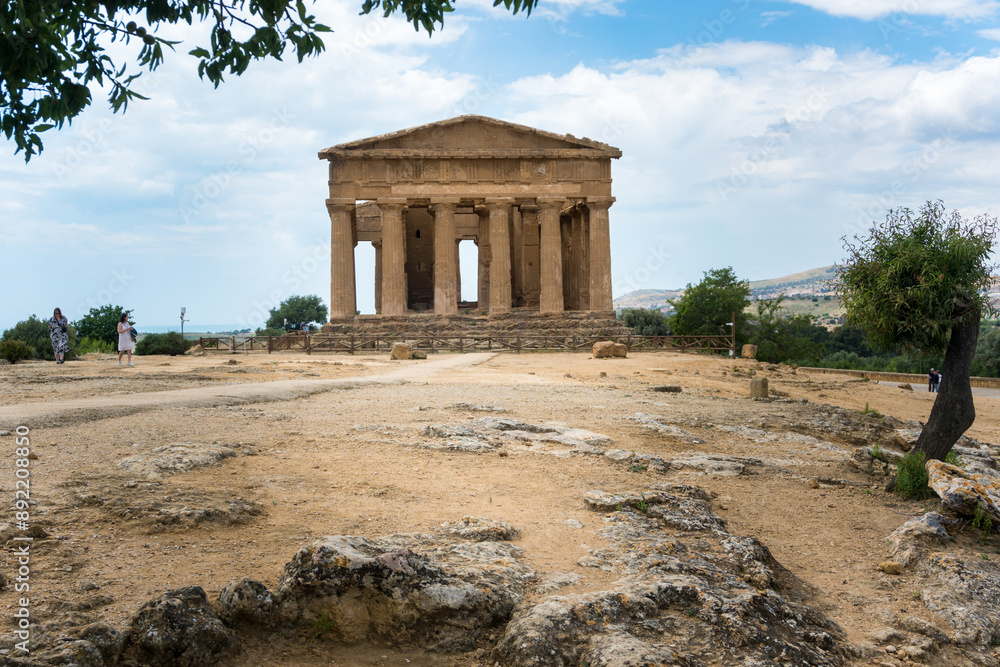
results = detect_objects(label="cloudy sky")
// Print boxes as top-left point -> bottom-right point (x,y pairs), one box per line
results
3,0 -> 1000,330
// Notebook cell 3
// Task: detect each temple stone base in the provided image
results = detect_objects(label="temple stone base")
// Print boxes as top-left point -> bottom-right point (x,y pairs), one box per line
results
320,310 -> 631,338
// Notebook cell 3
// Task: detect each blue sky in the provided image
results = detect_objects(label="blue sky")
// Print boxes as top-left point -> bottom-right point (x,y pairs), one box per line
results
3,0 -> 1000,330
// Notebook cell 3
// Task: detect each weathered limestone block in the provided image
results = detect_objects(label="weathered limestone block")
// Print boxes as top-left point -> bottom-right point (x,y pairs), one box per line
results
592,341 -> 626,358
741,343 -> 758,359
390,343 -> 413,360
274,534 -> 532,651
750,376 -> 769,398
120,586 -> 239,666
926,459 -> 1000,522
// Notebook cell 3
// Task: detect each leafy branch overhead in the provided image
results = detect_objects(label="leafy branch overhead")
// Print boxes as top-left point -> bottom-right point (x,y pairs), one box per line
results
0,0 -> 539,161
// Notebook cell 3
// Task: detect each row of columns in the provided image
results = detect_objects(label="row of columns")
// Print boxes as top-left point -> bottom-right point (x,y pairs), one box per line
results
327,196 -> 614,319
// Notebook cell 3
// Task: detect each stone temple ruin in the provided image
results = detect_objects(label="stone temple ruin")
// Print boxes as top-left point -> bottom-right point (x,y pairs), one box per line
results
318,115 -> 625,334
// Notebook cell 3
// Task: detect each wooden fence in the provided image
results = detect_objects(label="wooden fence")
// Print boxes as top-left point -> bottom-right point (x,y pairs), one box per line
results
197,333 -> 735,355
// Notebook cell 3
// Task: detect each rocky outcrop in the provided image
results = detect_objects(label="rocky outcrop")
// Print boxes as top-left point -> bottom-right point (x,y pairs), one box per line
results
884,512 -> 952,567
418,417 -> 612,456
494,486 -> 850,666
120,586 -> 239,666
117,442 -> 244,479
274,533 -> 533,651
218,578 -> 275,628
926,459 -> 1000,522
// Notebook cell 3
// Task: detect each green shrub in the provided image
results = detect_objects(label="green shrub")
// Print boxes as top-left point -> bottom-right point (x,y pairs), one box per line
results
74,305 -> 132,348
1,315 -> 77,360
944,450 -> 962,466
895,450 -> 931,499
75,336 -> 114,355
0,340 -> 35,364
136,332 -> 192,356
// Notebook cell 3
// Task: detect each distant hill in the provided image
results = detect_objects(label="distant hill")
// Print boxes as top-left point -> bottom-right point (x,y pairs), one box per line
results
615,265 -> 839,312
614,265 -> 1000,329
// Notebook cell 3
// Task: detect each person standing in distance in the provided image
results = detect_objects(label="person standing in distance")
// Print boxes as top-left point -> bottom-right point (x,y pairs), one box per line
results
117,313 -> 134,367
48,307 -> 69,364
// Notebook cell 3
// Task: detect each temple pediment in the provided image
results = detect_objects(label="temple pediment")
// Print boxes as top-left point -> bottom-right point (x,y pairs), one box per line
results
319,115 -> 621,158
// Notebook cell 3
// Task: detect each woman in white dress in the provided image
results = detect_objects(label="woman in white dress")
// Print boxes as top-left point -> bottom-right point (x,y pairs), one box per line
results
117,313 -> 134,367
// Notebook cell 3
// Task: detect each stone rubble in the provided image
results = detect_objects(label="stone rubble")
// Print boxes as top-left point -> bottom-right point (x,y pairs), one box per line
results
116,442 -> 245,479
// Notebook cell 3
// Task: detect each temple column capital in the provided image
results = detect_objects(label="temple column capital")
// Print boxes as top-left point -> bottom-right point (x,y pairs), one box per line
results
586,196 -> 616,210
325,197 -> 356,213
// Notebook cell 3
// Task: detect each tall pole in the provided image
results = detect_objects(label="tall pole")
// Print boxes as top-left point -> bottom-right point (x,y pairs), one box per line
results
731,310 -> 736,357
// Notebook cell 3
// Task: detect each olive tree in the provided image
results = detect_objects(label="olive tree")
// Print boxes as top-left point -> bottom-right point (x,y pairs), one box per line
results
837,201 -> 997,461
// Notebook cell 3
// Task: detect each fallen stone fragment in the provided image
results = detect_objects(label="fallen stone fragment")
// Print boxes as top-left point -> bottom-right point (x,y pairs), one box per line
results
750,376 -> 769,398
741,343 -> 758,359
120,586 -> 239,666
117,442 -> 241,479
389,343 -> 412,360
926,460 -> 1000,522
274,534 -> 532,651
592,341 -> 627,358
648,385 -> 682,392
880,560 -> 902,574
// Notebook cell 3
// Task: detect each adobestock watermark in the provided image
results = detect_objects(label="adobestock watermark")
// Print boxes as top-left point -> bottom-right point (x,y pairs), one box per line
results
844,126 -> 956,238
450,76 -> 501,117
11,425 -> 33,654
614,245 -> 672,296
50,72 -> 164,182
679,0 -> 752,57
75,268 -> 135,317
876,0 -> 925,41
717,85 -> 830,202
237,237 -> 331,329
179,108 -> 294,223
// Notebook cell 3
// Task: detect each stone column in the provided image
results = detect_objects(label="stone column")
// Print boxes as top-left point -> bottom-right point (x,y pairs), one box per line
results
570,206 -> 586,311
487,198 -> 513,315
537,198 -> 565,313
431,198 -> 460,315
580,206 -> 591,310
560,215 -> 573,309
520,204 -> 540,309
327,198 -> 356,319
373,240 -> 383,314
587,197 -> 616,311
476,207 -> 490,312
511,206 -> 524,307
455,238 -> 462,304
377,198 -> 408,315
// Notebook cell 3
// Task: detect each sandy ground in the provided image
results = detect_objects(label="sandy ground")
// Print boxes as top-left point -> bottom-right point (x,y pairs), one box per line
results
1,349 -> 998,666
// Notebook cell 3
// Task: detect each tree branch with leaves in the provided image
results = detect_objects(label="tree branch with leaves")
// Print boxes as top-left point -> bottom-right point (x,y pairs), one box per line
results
1,0 -> 538,160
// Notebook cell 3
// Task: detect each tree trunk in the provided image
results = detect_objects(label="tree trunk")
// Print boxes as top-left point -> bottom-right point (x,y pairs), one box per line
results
913,310 -> 981,461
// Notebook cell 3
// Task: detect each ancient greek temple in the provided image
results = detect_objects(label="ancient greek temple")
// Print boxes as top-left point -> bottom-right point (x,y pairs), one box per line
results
318,115 -> 620,320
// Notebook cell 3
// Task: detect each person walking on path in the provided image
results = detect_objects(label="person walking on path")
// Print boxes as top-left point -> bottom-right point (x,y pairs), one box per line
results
117,313 -> 135,367
48,307 -> 69,364
928,368 -> 940,393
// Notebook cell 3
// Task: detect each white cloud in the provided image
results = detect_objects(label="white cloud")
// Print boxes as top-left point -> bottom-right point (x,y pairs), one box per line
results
783,0 -> 1000,20
978,27 -> 1000,38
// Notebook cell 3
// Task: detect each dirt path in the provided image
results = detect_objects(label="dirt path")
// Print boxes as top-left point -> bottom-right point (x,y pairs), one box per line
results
0,353 -> 495,429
